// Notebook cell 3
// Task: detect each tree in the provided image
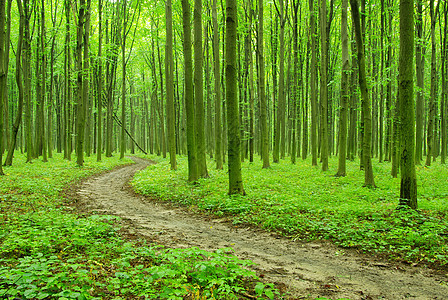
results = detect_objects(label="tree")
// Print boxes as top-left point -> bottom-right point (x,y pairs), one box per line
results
97,0 -> 103,162
194,0 -> 208,177
310,0 -> 318,166
415,0 -> 424,164
3,0 -> 18,167
76,0 -> 87,166
425,0 -> 440,166
398,0 -> 417,208
258,0 -> 270,169
212,0 -> 223,170
0,0 -> 4,175
226,0 -> 244,195
166,0 -> 176,170
182,0 -> 198,182
336,0 -> 349,177
350,0 -> 375,187
320,0 -> 328,171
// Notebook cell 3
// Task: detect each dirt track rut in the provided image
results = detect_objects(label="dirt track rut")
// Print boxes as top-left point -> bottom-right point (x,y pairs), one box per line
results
75,157 -> 448,299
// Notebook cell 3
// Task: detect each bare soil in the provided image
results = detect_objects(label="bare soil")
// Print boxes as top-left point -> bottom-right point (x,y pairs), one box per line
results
73,157 -> 448,299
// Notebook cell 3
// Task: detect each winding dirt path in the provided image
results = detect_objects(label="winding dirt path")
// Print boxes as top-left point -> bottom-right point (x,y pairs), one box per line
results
75,157 -> 448,299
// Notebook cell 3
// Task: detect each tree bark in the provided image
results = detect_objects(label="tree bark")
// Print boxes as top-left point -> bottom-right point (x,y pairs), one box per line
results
212,0 -> 222,169
336,0 -> 349,177
76,0 -> 86,166
226,0 -> 245,195
258,0 -> 270,168
350,0 -> 375,187
166,0 -> 176,170
399,0 -> 417,208
320,0 -> 328,171
182,0 -> 198,182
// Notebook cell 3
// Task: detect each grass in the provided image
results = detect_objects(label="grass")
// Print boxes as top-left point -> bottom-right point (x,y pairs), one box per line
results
132,154 -> 448,267
0,153 -> 273,299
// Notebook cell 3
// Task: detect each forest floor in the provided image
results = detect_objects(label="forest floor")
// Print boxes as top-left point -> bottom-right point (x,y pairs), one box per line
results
73,157 -> 448,300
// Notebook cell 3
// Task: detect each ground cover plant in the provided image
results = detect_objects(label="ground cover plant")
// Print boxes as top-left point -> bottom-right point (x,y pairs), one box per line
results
0,154 -> 272,299
132,155 -> 448,267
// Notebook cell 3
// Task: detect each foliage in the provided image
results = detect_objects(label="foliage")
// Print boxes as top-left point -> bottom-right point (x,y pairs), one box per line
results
132,155 -> 448,266
0,154 -> 268,299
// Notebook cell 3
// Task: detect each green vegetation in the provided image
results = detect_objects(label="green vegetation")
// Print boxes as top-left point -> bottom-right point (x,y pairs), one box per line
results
0,155 -> 269,299
132,155 -> 448,266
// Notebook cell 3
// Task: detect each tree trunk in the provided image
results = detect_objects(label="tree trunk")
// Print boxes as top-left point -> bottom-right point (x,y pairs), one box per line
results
426,0 -> 439,166
226,0 -> 245,195
76,0 -> 86,166
310,0 -> 318,166
4,0 -> 23,166
182,0 -> 198,182
320,0 -> 328,171
97,0 -> 103,161
0,0 -> 4,174
212,0 -> 222,169
350,0 -> 375,187
399,0 -> 417,208
258,0 -> 270,168
120,0 -> 126,160
194,0 -> 208,177
336,0 -> 349,177
166,0 -> 176,169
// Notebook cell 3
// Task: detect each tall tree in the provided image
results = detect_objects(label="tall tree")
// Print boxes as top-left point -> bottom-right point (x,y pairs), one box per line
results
399,0 -> 417,208
226,0 -> 244,195
426,0 -> 440,166
4,0 -> 23,166
120,0 -> 127,160
166,0 -> 176,170
182,0 -> 198,182
415,0 -> 424,164
194,0 -> 208,177
40,0 -> 47,162
320,0 -> 329,171
350,0 -> 375,187
0,0 -> 4,174
97,0 -> 103,162
212,0 -> 222,169
336,0 -> 349,177
258,0 -> 270,168
76,0 -> 86,166
310,0 -> 318,166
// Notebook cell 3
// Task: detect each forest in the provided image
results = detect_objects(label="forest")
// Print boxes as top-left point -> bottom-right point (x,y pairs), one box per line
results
1,0 -> 448,298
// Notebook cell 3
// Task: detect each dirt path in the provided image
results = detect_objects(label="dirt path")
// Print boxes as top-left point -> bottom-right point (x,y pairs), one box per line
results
75,157 -> 448,299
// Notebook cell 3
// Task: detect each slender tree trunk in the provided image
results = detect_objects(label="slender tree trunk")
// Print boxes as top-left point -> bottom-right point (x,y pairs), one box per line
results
226,0 -> 244,195
258,0 -> 270,168
194,0 -> 208,177
310,0 -> 318,166
120,0 -> 126,160
336,0 -> 349,177
182,0 -> 198,181
415,0 -> 424,164
441,2 -> 448,164
4,0 -> 23,166
320,0 -> 328,171
64,0 -> 71,161
166,0 -> 176,169
350,0 -> 375,187
0,0 -> 4,174
426,0 -> 439,166
40,0 -> 47,162
76,0 -> 86,166
212,0 -> 222,169
97,0 -> 103,161
399,0 -> 417,208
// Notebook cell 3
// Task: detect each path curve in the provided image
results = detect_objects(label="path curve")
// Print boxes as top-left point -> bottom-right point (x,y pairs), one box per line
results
76,157 -> 448,299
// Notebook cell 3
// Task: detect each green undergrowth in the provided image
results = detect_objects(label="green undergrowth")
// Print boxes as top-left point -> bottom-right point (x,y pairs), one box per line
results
0,154 -> 275,299
132,155 -> 448,267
